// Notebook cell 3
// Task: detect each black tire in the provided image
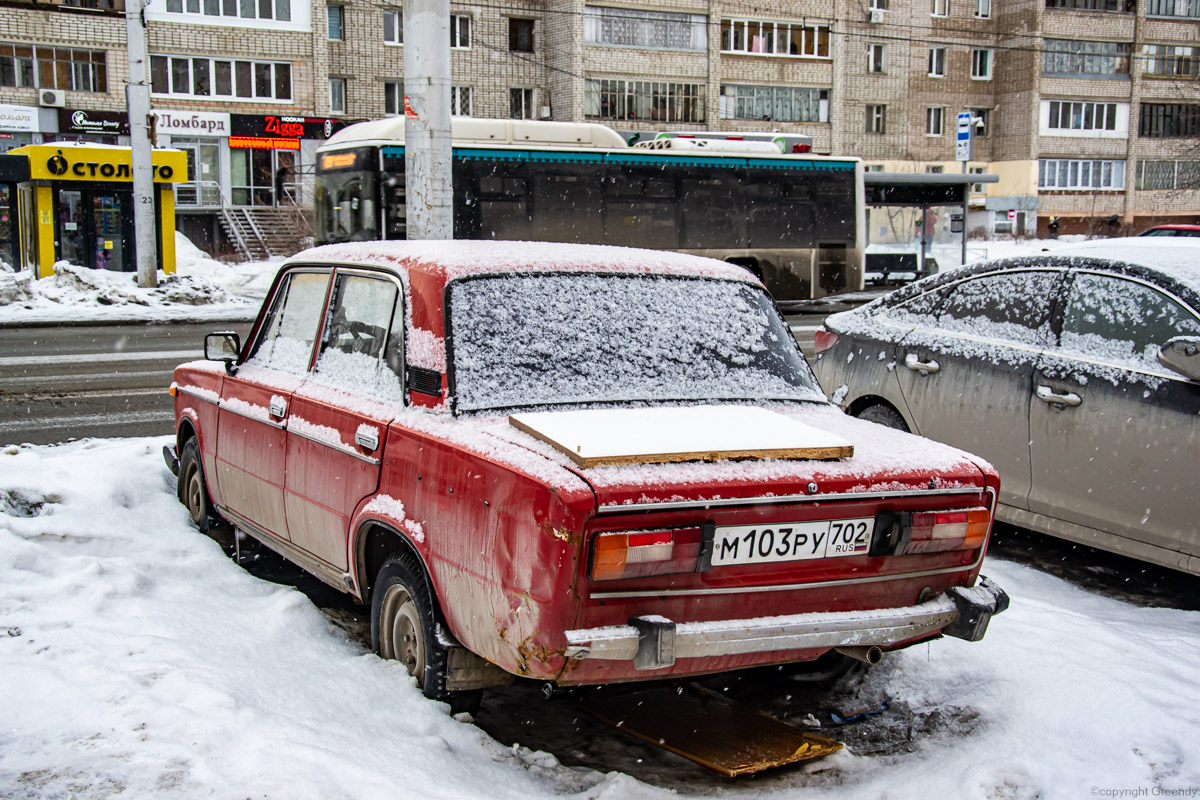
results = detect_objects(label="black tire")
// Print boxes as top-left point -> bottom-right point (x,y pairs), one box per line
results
856,403 -> 910,433
371,554 -> 482,715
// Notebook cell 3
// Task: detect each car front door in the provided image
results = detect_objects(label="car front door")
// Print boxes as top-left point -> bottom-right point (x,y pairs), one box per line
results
284,270 -> 405,571
214,269 -> 330,538
893,268 -> 1065,511
1029,270 -> 1200,563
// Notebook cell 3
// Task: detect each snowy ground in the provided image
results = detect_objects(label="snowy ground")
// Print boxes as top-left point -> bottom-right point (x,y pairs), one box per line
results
2,437 -> 1199,799
0,234 -> 276,326
0,235 -> 1096,327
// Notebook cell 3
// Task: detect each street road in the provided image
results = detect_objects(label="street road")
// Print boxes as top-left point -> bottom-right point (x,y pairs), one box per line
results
0,314 -> 822,447
0,322 -> 251,446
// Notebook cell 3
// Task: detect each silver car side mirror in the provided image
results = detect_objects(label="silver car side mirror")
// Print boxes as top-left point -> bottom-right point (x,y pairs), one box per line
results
205,332 -> 241,376
1157,336 -> 1200,382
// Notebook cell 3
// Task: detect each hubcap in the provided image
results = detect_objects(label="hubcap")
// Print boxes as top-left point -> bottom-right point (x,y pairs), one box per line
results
380,584 -> 425,683
184,465 -> 203,524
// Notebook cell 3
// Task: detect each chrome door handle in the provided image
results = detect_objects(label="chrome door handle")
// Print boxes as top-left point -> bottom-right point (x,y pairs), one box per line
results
354,428 -> 380,452
1036,385 -> 1082,407
904,353 -> 941,374
268,396 -> 287,417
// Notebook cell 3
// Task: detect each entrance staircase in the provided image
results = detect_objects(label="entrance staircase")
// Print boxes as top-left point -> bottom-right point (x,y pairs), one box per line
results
218,206 -> 313,261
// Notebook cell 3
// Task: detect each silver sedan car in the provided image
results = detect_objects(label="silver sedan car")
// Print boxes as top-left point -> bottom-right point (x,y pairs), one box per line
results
813,238 -> 1200,576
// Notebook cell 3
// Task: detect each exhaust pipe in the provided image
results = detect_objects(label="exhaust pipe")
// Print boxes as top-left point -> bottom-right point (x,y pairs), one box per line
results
836,646 -> 883,665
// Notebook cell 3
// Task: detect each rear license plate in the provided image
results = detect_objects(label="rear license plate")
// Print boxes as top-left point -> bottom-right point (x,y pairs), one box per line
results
710,518 -> 874,567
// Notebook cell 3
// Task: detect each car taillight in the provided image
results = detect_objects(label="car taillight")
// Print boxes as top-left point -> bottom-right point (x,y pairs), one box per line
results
591,527 -> 703,581
813,328 -> 840,354
904,507 -> 991,554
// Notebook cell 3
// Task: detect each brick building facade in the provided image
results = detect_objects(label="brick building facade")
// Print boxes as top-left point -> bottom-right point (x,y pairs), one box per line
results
2,0 -> 1198,246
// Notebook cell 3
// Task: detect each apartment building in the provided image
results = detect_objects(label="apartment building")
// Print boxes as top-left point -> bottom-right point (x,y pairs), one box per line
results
2,0 -> 1198,251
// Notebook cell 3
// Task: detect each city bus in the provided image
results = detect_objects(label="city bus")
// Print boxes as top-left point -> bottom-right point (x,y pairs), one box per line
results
313,117 -> 863,300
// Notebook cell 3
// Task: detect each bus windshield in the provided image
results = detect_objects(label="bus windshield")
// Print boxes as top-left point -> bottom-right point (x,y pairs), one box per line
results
315,168 -> 378,242
447,273 -> 824,412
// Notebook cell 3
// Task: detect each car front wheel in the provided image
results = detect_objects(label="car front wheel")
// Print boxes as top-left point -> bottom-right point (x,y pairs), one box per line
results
856,403 -> 910,433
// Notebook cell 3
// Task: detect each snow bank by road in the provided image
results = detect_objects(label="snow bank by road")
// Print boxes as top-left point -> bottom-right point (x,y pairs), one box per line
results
2,437 -> 1198,799
0,233 -> 276,326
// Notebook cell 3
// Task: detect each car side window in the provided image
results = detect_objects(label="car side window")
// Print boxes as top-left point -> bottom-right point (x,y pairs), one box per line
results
933,271 -> 1060,347
1060,273 -> 1200,372
313,273 -> 405,402
247,271 -> 331,373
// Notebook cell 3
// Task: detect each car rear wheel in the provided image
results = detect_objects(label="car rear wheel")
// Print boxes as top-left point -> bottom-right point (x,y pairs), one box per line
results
371,554 -> 482,715
856,404 -> 909,433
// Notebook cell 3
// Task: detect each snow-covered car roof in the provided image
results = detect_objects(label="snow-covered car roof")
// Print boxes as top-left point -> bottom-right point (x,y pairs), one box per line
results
287,240 -> 759,286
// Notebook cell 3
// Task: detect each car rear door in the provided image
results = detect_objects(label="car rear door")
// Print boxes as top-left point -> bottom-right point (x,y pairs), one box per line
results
892,268 -> 1065,511
284,269 -> 405,571
214,269 -> 330,538
1029,269 -> 1200,560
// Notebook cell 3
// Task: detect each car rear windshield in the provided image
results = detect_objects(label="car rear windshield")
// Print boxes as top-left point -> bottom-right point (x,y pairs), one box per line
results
447,273 -> 824,412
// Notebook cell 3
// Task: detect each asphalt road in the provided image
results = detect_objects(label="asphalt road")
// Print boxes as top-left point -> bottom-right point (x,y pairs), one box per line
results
0,314 -> 826,446
0,322 -> 251,446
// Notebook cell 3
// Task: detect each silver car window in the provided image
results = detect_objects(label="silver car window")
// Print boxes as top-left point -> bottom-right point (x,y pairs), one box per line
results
891,270 -> 1060,348
247,271 -> 332,374
1060,273 -> 1200,372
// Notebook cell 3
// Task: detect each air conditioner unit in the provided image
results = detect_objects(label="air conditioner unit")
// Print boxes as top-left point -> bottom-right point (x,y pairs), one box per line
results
40,89 -> 66,108
868,9 -> 884,23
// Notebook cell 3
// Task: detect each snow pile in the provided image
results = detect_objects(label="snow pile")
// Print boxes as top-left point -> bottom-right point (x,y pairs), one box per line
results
0,232 -> 277,324
2,437 -> 1199,798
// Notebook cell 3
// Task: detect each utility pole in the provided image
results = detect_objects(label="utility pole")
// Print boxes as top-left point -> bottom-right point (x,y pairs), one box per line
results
125,0 -> 158,287
403,0 -> 453,240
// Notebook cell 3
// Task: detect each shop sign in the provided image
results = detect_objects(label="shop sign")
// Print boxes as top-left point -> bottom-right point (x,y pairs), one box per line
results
0,104 -> 39,133
230,114 -> 348,140
154,111 -> 231,137
17,144 -> 186,183
229,136 -> 301,150
57,108 -> 130,136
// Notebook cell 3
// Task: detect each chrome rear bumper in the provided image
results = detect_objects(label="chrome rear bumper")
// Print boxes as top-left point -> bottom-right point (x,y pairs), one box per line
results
564,576 -> 1009,670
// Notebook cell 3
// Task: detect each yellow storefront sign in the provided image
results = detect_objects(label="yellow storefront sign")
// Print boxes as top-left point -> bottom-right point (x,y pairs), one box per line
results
13,145 -> 186,184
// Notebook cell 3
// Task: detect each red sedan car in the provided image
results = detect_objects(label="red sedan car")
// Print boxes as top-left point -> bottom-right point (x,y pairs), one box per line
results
166,241 -> 1007,711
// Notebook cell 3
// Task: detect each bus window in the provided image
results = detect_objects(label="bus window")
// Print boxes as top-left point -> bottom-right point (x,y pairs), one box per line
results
532,172 -> 603,244
604,200 -> 678,249
679,175 -> 746,249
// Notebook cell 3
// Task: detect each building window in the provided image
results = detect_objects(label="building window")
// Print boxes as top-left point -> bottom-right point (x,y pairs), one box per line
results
926,106 -> 944,135
383,9 -> 402,45
929,47 -> 946,77
585,79 -> 705,123
975,0 -> 992,17
510,87 -> 534,119
1046,0 -> 1135,10
509,18 -> 534,52
384,81 -> 402,115
864,164 -> 886,172
451,85 -> 472,115
584,6 -> 707,51
327,5 -> 344,39
971,49 -> 993,79
1042,40 -> 1130,76
932,0 -> 949,16
1045,100 -> 1119,130
971,107 -> 990,136
1143,45 -> 1199,78
329,77 -> 345,113
1147,0 -> 1199,16
450,14 -> 470,48
869,0 -> 887,8
1,44 -> 35,89
165,0 -> 290,22
1137,160 -> 1200,189
869,43 -> 887,73
866,104 -> 886,134
969,166 -> 987,192
1039,158 -> 1126,190
926,165 -> 945,173
994,210 -> 1014,234
1139,103 -> 1200,137
151,55 -> 290,100
36,47 -> 107,93
720,20 -> 830,58
719,86 -> 829,122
